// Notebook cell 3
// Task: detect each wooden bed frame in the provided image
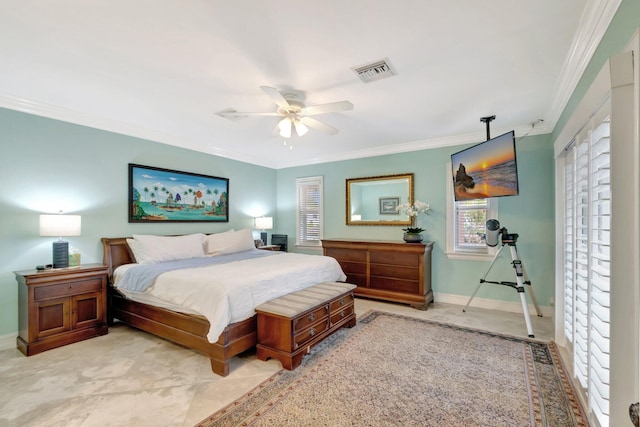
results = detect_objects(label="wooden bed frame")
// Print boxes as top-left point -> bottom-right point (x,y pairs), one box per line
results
101,237 -> 257,376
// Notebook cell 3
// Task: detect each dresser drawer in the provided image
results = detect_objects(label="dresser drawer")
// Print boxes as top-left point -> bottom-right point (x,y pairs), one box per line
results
370,264 -> 418,281
325,248 -> 367,262
294,319 -> 329,349
34,278 -> 103,301
370,276 -> 420,294
345,273 -> 367,287
369,251 -> 420,267
339,261 -> 366,275
293,305 -> 329,333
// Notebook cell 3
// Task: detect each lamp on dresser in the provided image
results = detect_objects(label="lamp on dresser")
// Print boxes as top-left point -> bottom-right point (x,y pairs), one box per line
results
254,216 -> 273,246
39,211 -> 81,268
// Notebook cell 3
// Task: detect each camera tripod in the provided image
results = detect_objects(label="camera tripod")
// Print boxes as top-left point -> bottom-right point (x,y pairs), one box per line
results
462,233 -> 542,337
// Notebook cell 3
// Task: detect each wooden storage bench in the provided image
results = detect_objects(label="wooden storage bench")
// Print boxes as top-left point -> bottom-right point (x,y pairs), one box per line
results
256,282 -> 357,370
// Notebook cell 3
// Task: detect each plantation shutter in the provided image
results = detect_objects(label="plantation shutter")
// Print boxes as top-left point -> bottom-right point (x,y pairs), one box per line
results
563,147 -> 575,344
562,102 -> 611,427
296,176 -> 323,246
587,116 -> 611,425
454,199 -> 488,250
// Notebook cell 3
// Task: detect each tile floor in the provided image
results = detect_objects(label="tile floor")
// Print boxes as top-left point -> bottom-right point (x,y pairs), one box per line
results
0,299 -> 553,427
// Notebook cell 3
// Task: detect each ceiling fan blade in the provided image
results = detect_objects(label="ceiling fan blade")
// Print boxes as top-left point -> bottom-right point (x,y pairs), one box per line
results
260,86 -> 290,108
303,100 -> 353,116
300,116 -> 339,135
217,109 -> 279,120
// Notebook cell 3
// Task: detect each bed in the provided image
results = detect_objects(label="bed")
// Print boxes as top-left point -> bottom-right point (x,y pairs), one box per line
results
101,232 -> 346,376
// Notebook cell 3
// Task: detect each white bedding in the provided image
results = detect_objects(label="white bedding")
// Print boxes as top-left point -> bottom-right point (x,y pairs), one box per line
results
113,252 -> 346,343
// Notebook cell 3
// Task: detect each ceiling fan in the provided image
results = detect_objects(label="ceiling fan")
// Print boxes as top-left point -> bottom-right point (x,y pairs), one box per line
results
218,86 -> 353,138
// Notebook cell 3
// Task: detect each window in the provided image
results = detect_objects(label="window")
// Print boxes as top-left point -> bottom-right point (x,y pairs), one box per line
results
296,176 -> 323,247
560,106 -> 611,427
445,162 -> 497,260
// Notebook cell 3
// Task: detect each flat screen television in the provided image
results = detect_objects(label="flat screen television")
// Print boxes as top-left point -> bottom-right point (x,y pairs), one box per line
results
451,130 -> 519,201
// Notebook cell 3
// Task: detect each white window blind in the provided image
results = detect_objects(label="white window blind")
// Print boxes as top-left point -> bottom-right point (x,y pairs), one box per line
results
562,106 -> 610,427
455,199 -> 489,251
296,176 -> 323,246
563,148 -> 575,344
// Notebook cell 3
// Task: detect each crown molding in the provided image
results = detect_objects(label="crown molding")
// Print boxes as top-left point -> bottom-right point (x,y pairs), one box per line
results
272,123 -> 550,169
0,92 -> 276,168
544,0 -> 622,131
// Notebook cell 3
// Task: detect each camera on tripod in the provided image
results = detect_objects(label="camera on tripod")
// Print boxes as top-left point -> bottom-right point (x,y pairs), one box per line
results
485,219 -> 518,247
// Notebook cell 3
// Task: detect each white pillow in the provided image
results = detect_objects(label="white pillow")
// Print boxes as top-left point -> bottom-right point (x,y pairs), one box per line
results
126,238 -> 144,263
205,228 -> 255,256
129,233 -> 206,264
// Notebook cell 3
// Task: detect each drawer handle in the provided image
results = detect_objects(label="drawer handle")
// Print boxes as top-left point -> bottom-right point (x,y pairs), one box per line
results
339,298 -> 345,306
309,328 -> 316,336
340,310 -> 346,318
308,313 -> 315,322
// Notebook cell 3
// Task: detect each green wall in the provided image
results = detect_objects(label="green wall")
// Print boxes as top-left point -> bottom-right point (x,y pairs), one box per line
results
276,134 -> 556,307
0,108 -> 276,336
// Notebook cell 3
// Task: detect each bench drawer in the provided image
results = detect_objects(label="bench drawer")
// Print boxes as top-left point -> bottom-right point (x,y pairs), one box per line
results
330,304 -> 354,326
294,319 -> 329,349
293,305 -> 329,333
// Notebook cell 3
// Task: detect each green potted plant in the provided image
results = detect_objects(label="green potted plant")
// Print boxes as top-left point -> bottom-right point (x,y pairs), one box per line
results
397,200 -> 431,242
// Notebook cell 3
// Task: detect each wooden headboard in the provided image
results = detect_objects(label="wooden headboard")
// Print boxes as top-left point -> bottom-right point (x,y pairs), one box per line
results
101,237 -> 135,283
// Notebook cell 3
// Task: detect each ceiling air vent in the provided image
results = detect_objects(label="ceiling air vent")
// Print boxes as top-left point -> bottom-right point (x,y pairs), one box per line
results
352,58 -> 395,83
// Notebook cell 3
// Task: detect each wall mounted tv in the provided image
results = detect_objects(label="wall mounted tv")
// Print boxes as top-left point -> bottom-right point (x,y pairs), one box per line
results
451,130 -> 519,201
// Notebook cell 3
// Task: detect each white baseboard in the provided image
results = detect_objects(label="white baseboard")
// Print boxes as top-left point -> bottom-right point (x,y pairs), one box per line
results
0,332 -> 15,350
434,292 -> 554,318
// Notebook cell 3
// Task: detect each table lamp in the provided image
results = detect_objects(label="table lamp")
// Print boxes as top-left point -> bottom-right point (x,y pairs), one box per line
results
39,212 -> 81,268
254,216 -> 273,246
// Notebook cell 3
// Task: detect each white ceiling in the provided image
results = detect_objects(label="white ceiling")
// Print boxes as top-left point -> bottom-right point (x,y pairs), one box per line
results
0,1 -> 615,169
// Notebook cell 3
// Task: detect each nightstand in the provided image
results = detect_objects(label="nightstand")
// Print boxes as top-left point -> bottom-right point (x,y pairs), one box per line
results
258,245 -> 281,251
14,264 -> 109,356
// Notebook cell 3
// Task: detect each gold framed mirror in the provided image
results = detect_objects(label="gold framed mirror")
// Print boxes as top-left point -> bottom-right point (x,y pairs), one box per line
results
346,173 -> 414,226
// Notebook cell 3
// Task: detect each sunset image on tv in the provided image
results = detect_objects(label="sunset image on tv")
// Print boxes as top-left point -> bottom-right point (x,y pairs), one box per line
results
451,131 -> 519,201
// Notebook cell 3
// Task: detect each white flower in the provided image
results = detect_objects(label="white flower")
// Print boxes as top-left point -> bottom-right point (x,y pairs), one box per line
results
397,200 -> 432,233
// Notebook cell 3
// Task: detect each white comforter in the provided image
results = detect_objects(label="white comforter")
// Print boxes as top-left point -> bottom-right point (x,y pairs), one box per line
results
115,252 -> 346,342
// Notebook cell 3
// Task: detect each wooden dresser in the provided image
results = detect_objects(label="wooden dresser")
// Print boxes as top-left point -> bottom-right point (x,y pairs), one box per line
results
322,239 -> 434,310
15,264 -> 108,356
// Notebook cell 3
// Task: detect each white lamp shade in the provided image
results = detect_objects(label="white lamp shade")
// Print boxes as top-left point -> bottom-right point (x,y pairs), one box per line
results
293,119 -> 308,137
254,216 -> 273,230
278,118 -> 292,138
39,214 -> 82,237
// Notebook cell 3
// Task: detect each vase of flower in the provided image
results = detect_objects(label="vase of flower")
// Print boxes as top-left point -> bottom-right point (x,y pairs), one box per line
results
397,200 -> 431,243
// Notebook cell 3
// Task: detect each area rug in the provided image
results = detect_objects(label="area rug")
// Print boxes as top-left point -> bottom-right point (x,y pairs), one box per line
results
197,311 -> 588,427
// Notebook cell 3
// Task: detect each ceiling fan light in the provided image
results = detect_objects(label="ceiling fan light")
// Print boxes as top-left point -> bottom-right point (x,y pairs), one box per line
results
278,117 -> 292,138
294,119 -> 308,137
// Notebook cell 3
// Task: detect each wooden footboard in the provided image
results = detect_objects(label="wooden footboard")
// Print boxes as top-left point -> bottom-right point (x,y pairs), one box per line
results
102,237 -> 257,376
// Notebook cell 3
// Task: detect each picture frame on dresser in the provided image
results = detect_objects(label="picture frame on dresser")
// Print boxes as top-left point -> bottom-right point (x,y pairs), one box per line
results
128,163 -> 229,223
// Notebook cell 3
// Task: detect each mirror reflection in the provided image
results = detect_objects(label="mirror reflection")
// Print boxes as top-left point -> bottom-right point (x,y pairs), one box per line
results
346,173 -> 414,226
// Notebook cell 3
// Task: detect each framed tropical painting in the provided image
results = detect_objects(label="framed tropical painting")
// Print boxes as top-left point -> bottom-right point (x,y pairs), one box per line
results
128,163 -> 229,223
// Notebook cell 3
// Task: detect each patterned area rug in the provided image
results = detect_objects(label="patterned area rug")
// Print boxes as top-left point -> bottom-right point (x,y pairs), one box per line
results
197,311 -> 588,427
